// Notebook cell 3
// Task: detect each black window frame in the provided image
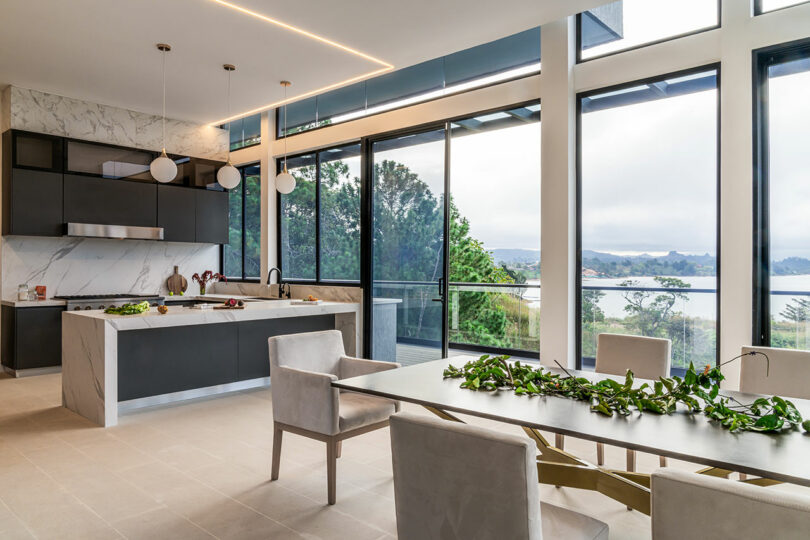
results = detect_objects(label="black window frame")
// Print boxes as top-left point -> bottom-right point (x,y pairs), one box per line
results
276,143 -> 363,287
752,38 -> 810,346
575,1 -> 722,64
575,63 -> 722,372
220,161 -> 261,282
754,0 -> 810,14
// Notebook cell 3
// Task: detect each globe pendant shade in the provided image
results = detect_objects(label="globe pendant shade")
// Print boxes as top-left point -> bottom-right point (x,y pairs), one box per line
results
150,153 -> 177,183
276,171 -> 296,194
217,163 -> 241,189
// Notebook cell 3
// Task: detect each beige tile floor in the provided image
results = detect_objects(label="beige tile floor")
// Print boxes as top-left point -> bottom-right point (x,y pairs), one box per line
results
0,372 -> 807,540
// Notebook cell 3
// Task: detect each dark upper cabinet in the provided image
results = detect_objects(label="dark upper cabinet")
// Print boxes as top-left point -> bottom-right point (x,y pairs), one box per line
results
64,174 -> 157,227
65,140 -> 155,182
195,189 -> 229,244
9,131 -> 63,172
3,168 -> 64,236
157,185 -> 196,242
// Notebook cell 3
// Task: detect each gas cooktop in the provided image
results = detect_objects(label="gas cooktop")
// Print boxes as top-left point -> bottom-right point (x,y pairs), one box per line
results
54,293 -> 162,300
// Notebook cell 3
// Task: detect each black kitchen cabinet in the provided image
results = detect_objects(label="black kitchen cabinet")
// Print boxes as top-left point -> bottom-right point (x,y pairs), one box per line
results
6,130 -> 63,171
118,322 -> 239,401
66,140 -> 155,182
237,315 -> 335,380
195,189 -> 229,244
1,305 -> 64,372
2,168 -> 64,236
157,185 -> 196,242
64,174 -> 157,227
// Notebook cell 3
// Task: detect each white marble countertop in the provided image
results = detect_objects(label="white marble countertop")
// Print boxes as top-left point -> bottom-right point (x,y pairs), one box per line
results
63,300 -> 360,331
2,299 -> 67,308
163,293 -> 267,303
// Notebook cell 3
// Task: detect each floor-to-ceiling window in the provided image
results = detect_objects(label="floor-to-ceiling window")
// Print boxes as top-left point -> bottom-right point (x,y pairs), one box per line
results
223,163 -> 261,280
278,145 -> 362,282
578,67 -> 719,374
448,104 -> 541,355
755,42 -> 810,349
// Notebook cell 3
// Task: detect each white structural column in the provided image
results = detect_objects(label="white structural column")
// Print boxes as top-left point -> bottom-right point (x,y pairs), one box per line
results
718,0 -> 755,388
539,17 -> 577,368
262,111 -> 276,283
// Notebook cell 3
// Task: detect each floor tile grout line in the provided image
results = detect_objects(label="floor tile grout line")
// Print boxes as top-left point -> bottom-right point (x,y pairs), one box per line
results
16,449 -> 128,539
94,427 -> 304,539
0,489 -> 40,540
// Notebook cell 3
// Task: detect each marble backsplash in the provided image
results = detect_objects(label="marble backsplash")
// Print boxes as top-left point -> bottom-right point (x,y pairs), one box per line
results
7,86 -> 227,161
2,236 -> 220,299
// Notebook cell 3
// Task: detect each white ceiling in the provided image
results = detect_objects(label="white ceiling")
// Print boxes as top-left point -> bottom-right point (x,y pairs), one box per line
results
0,0 -> 608,125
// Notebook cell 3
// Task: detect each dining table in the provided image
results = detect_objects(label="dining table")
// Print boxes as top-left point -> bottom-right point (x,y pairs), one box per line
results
333,356 -> 810,515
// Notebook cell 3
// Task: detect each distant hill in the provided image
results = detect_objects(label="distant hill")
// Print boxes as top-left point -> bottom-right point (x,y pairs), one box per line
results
491,248 -> 810,277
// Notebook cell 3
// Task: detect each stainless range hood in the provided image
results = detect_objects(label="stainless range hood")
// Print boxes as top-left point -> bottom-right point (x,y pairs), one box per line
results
66,223 -> 164,241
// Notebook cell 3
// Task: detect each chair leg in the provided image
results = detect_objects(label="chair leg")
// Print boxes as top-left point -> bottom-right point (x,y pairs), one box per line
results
327,438 -> 338,505
596,442 -> 604,466
659,455 -> 668,468
555,433 -> 565,450
271,423 -> 283,481
626,449 -> 636,472
336,441 -> 342,459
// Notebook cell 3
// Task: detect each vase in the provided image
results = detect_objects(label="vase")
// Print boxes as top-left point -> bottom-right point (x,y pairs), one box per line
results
199,284 -> 206,295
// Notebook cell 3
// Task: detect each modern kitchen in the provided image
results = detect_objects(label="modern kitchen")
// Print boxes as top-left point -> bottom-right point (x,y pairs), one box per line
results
4,1 -> 810,539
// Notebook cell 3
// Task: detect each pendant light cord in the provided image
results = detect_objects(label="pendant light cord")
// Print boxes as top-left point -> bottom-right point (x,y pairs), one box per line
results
283,83 -> 288,172
161,48 -> 166,152
226,68 -> 231,163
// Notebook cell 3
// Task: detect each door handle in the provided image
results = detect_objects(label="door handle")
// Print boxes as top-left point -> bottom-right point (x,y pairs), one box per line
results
433,277 -> 445,302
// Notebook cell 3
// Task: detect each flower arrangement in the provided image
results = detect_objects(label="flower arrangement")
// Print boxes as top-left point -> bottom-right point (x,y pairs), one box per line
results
191,270 -> 225,295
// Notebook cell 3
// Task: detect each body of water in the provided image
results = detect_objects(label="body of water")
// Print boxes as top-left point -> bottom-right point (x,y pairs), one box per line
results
521,275 -> 810,321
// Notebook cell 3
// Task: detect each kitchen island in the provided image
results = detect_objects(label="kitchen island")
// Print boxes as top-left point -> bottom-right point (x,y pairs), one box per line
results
62,300 -> 360,427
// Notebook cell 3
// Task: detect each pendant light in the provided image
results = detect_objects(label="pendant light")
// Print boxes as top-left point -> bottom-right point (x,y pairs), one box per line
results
275,80 -> 296,194
216,64 -> 241,189
150,43 -> 178,183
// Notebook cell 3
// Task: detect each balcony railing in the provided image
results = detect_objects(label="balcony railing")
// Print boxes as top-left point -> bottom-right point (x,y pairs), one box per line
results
769,289 -> 810,350
581,284 -> 717,371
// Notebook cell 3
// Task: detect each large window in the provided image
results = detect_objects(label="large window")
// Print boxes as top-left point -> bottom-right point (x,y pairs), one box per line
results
223,163 -> 261,280
578,68 -> 719,373
755,42 -> 810,349
578,0 -> 719,61
449,105 -> 541,354
278,144 -> 361,282
277,28 -> 541,137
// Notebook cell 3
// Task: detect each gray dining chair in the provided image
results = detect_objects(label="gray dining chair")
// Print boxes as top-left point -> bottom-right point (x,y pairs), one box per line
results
268,330 -> 400,505
738,346 -> 810,482
389,412 -> 609,540
651,468 -> 810,540
558,333 -> 671,472
740,346 -> 810,399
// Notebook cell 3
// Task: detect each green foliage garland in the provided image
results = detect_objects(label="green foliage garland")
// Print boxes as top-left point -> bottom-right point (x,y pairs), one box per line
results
443,353 -> 805,433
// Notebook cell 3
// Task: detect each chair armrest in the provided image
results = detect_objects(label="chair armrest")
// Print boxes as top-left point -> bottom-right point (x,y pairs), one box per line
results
270,365 -> 340,435
339,355 -> 401,379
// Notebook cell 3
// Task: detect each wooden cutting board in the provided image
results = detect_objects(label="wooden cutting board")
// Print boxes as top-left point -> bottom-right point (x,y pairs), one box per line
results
166,266 -> 188,295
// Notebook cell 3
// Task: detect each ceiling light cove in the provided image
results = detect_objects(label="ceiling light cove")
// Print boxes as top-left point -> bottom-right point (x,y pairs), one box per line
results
206,0 -> 393,126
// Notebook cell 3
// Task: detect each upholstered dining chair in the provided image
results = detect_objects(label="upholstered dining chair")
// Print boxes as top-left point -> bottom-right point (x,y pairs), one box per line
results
651,468 -> 810,540
389,412 -> 609,540
558,333 -> 671,473
268,330 -> 400,505
740,346 -> 810,399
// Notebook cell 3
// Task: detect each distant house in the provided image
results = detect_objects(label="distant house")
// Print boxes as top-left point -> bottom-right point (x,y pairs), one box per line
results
582,268 -> 600,277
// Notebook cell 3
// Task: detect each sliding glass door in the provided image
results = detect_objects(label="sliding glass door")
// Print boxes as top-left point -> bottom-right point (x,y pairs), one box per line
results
369,128 -> 448,365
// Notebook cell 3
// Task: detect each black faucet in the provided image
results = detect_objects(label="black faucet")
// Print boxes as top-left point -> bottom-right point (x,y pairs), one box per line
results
267,267 -> 290,299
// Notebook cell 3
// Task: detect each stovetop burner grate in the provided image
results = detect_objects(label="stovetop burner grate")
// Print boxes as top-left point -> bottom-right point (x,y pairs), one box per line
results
53,293 -> 162,301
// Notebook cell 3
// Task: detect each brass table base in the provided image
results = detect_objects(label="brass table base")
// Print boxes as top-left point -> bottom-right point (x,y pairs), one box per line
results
422,406 -> 784,516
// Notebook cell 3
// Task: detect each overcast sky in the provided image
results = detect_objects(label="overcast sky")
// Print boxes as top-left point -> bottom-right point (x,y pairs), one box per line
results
361,1 -> 808,260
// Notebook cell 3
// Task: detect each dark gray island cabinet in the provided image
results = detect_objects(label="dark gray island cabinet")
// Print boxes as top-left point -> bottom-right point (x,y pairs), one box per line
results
62,301 -> 360,426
